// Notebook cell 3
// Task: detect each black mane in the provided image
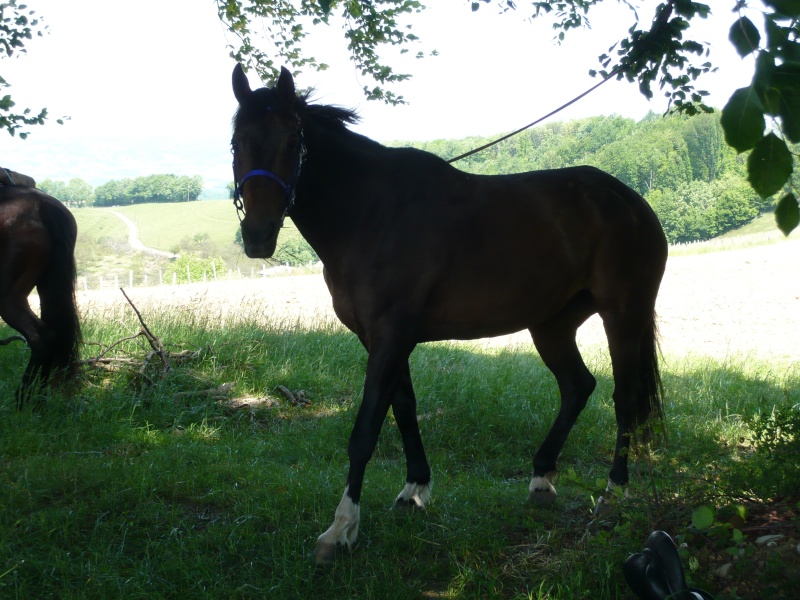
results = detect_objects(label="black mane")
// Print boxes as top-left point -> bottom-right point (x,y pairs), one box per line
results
234,85 -> 361,134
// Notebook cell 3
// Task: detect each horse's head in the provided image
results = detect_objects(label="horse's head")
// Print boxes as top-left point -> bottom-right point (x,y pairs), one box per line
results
231,64 -> 305,259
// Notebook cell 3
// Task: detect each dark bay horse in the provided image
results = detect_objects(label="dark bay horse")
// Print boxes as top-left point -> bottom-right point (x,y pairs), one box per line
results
230,65 -> 668,563
0,184 -> 81,408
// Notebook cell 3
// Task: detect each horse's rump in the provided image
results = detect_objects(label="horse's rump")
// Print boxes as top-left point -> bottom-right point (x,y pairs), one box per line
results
0,185 -> 80,405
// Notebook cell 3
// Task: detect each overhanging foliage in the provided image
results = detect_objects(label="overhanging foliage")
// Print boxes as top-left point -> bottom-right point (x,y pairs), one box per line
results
218,0 -> 799,234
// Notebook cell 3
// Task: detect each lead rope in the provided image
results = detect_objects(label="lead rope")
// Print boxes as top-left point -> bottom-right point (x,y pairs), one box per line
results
446,73 -> 613,164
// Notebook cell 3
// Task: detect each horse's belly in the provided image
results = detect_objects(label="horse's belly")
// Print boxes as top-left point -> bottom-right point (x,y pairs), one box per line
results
416,294 -> 555,343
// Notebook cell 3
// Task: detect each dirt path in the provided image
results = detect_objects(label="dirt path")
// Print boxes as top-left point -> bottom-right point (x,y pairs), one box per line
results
109,210 -> 177,259
78,239 -> 800,362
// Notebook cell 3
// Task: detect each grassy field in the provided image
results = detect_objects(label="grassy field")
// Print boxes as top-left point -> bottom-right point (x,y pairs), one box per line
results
71,201 -> 311,284
1,300 -> 797,598
72,201 -> 308,254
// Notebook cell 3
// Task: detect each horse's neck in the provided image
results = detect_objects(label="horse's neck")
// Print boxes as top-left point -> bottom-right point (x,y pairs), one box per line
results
291,124 -> 382,267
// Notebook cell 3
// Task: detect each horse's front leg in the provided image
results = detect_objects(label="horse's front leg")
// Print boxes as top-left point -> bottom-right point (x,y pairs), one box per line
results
314,340 -> 414,564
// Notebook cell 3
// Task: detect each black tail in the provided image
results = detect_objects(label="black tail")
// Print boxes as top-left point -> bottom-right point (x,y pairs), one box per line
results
36,200 -> 81,382
635,314 -> 665,443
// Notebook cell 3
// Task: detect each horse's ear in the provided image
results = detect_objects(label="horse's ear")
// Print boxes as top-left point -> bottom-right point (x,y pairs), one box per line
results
277,67 -> 296,103
232,63 -> 252,104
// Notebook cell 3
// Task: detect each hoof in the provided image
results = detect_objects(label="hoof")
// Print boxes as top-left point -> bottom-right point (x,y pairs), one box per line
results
528,474 -> 557,505
393,482 -> 431,510
593,480 -> 628,516
313,540 -> 349,566
593,495 -> 610,516
393,495 -> 426,510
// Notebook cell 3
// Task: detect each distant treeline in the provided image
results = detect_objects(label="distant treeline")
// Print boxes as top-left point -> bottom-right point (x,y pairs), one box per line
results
38,112 -> 791,243
39,174 -> 204,207
409,111 -> 781,244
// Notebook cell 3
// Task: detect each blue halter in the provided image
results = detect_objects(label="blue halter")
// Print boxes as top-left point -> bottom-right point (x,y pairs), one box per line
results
232,119 -> 306,223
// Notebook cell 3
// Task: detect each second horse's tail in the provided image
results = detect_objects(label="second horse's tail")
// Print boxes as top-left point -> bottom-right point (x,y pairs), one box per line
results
37,199 -> 81,381
635,314 -> 665,443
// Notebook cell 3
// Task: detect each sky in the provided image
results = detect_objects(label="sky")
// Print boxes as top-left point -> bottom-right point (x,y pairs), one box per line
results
2,0 -> 756,194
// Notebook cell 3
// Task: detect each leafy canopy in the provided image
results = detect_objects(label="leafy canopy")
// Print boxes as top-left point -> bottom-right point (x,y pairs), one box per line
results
0,0 -> 62,138
217,0 -> 800,235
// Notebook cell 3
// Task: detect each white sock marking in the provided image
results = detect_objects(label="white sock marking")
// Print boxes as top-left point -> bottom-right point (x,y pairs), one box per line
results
316,486 -> 360,554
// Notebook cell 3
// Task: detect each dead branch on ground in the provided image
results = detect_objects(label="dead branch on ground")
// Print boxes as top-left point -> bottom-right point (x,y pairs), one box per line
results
81,288 -> 203,386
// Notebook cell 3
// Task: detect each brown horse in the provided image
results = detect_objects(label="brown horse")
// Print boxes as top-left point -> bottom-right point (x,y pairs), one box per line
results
0,184 -> 81,408
230,65 -> 668,563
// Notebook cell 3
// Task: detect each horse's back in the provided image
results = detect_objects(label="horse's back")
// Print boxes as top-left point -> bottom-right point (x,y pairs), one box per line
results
397,161 -> 666,284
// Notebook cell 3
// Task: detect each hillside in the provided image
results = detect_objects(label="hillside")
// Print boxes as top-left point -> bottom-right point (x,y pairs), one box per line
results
71,201 -> 313,286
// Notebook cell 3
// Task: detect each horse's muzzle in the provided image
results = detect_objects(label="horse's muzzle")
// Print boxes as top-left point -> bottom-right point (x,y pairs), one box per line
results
241,221 -> 279,259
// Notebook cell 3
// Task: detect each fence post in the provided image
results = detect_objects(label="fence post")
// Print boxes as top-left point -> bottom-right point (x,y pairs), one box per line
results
159,270 -> 163,285
212,260 -> 217,281
187,265 -> 191,284
173,273 -> 177,285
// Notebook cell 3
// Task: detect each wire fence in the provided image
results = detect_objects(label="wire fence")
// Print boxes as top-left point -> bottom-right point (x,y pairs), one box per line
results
78,262 -> 323,292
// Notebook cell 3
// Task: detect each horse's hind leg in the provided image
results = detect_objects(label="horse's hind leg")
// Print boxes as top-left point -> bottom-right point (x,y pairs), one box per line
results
601,312 -> 660,488
528,294 -> 597,504
0,298 -> 52,409
392,361 -> 431,509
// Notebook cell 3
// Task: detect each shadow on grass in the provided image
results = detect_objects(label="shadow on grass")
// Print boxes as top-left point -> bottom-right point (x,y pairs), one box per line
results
1,321 -> 797,598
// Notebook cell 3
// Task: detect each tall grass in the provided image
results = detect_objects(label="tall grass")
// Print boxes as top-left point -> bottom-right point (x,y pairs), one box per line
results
1,305 -> 797,599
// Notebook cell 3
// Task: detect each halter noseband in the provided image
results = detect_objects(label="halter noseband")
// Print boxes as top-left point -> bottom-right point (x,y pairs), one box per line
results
232,114 -> 306,223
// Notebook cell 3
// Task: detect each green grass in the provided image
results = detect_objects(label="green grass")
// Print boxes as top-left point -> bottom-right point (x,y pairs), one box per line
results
112,201 -> 240,251
73,207 -> 130,242
1,305 -> 797,599
718,212 -> 782,238
670,212 -> 798,256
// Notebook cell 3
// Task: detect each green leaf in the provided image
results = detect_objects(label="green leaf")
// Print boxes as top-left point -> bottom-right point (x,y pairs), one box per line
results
767,62 -> 800,142
692,506 -> 715,531
732,528 -> 744,544
778,88 -> 800,143
319,0 -> 333,13
721,87 -> 766,153
730,17 -> 760,57
775,193 -> 799,235
764,0 -> 800,18
747,133 -> 793,197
